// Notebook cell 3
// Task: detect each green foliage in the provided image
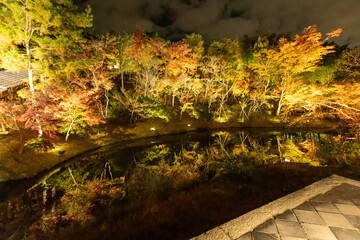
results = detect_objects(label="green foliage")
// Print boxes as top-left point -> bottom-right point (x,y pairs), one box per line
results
110,89 -> 175,123
183,33 -> 204,58
0,0 -> 93,77
206,38 -> 242,68
25,137 -> 43,149
142,102 -> 175,122
185,106 -> 201,119
302,65 -> 338,85
25,137 -> 55,151
57,119 -> 87,136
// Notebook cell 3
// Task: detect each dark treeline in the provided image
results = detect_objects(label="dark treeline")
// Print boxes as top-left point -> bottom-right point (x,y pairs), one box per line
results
0,0 -> 359,151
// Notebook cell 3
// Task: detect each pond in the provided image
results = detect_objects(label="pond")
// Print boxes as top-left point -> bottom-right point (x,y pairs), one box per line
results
1,128 -> 360,240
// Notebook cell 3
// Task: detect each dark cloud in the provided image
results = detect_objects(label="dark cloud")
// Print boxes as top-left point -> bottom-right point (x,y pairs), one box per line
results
84,0 -> 360,46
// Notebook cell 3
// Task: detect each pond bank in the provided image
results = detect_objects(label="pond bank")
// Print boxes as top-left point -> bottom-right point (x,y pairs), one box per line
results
0,114 -> 342,182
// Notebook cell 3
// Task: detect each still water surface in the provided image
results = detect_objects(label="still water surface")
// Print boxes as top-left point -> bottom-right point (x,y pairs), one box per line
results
1,128 -> 359,240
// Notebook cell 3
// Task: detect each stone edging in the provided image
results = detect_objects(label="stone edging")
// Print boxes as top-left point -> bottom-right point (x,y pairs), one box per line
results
191,174 -> 360,240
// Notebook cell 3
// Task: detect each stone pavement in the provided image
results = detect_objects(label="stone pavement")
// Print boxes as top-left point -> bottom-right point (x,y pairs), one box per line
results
238,183 -> 360,240
193,175 -> 360,240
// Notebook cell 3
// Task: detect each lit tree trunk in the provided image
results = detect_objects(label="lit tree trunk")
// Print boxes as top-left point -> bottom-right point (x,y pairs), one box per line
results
144,72 -> 148,97
24,12 -> 35,96
276,90 -> 285,116
25,15 -> 42,137
25,41 -> 34,96
172,89 -> 176,107
65,108 -> 77,142
26,39 -> 43,137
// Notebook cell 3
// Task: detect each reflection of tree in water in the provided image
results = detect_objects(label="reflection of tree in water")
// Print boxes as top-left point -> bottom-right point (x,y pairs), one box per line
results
2,130 -> 360,238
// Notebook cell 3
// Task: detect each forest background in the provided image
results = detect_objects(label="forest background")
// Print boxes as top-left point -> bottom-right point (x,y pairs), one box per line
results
0,0 -> 359,153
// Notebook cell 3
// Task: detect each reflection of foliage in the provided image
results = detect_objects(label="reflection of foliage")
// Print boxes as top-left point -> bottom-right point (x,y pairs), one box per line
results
47,163 -> 94,191
222,156 -> 254,179
59,178 -> 125,222
213,131 -> 232,157
139,144 -> 172,165
280,140 -> 318,165
317,136 -> 360,166
248,140 -> 278,165
21,131 -> 360,239
129,159 -> 199,196
300,140 -> 319,159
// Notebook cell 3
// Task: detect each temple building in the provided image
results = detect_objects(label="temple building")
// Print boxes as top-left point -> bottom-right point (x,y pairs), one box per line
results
0,69 -> 28,101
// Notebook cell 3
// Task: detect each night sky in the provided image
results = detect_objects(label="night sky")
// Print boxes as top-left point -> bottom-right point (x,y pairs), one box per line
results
80,0 -> 359,46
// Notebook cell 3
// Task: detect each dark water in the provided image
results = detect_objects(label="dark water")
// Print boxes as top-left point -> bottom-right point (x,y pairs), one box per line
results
1,128 -> 359,240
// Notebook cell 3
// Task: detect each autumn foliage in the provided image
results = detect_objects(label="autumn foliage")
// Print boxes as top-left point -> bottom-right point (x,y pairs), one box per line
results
6,23 -> 360,151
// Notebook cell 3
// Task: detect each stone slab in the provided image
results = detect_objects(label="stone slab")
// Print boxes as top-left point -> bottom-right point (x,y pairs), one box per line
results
302,223 -> 337,240
192,175 -> 360,240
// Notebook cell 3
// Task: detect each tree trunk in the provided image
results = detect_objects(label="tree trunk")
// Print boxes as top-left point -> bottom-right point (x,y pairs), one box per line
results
276,90 -> 285,116
26,39 -> 42,137
172,91 -> 176,107
276,136 -> 283,162
25,41 -> 35,97
121,71 -> 124,90
65,117 -> 76,142
18,131 -> 25,155
130,110 -> 134,124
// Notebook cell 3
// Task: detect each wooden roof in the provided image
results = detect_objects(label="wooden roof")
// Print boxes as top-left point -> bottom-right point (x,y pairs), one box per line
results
0,70 -> 28,93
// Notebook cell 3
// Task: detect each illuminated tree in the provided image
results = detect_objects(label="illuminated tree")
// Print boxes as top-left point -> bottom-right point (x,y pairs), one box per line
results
155,41 -> 198,107
78,37 -> 114,117
107,33 -> 135,89
235,35 -> 278,119
0,0 -> 92,96
207,38 -> 242,68
282,80 -> 360,131
0,0 -> 92,139
338,46 -> 360,80
183,33 -> 204,59
257,26 -> 341,116
201,38 -> 245,121
200,57 -> 236,121
129,30 -> 161,97
233,66 -> 272,121
58,38 -> 114,141
0,90 -> 62,153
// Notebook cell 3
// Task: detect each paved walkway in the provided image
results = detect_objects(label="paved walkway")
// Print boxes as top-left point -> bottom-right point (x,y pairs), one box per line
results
239,183 -> 360,240
193,175 -> 360,240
